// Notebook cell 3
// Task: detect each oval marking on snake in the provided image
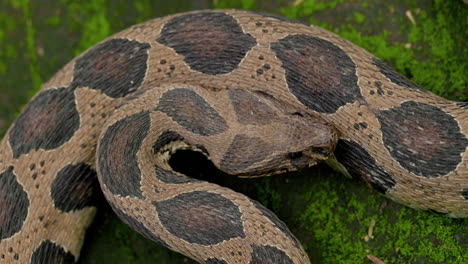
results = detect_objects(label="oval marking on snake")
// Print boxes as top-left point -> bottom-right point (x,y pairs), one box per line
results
72,39 -> 150,98
30,240 -> 75,264
155,167 -> 199,184
9,88 -> 80,158
376,101 -> 468,177
372,58 -> 427,92
152,130 -> 185,154
152,191 -> 245,245
0,167 -> 29,240
157,12 -> 256,75
250,245 -> 294,264
334,140 -> 396,194
250,199 -> 302,250
111,206 -> 169,248
228,89 -> 278,125
156,88 -> 228,136
236,154 -> 291,177
98,111 -> 151,198
220,135 -> 270,174
51,163 -> 99,212
271,34 -> 361,113
205,258 -> 228,264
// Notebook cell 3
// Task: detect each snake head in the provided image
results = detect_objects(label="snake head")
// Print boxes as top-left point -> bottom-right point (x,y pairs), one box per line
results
283,115 -> 338,171
217,111 -> 338,177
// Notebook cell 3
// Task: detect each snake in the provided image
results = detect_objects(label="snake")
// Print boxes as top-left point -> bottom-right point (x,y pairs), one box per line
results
0,9 -> 467,264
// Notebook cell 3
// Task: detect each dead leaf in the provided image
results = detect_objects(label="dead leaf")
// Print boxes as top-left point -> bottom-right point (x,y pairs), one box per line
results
367,255 -> 385,264
405,10 -> 416,25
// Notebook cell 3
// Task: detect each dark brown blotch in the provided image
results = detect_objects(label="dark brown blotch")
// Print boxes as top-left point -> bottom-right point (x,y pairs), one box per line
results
157,12 -> 256,75
153,130 -> 185,154
271,34 -> 361,113
228,89 -> 277,125
9,88 -> 80,158
220,135 -> 270,174
334,140 -> 396,194
155,167 -> 199,184
72,39 -> 150,98
227,154 -> 292,177
0,167 -> 29,240
153,191 -> 245,245
98,111 -> 151,198
51,163 -> 100,212
250,245 -> 294,264
30,240 -> 75,264
156,88 -> 228,136
376,101 -> 468,177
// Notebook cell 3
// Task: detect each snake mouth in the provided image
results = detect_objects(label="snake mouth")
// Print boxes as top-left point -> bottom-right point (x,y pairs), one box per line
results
292,146 -> 331,159
286,145 -> 334,170
308,146 -> 331,157
304,146 -> 334,161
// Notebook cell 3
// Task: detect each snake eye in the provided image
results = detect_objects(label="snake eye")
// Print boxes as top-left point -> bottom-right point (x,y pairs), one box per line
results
287,151 -> 303,159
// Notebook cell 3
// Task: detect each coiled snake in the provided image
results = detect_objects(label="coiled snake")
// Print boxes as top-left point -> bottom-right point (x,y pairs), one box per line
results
0,9 -> 467,264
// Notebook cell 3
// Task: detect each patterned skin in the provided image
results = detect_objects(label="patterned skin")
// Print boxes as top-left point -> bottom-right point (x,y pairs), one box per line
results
0,10 -> 467,264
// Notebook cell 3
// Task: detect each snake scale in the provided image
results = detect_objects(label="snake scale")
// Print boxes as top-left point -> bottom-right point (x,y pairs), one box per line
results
0,9 -> 467,264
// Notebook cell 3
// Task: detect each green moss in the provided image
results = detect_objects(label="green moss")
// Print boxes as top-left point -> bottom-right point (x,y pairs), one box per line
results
280,0 -> 346,24
0,1 -> 37,136
44,15 -> 61,27
60,0 -> 110,55
296,171 -> 467,263
11,0 -> 42,95
134,0 -> 156,23
298,174 -> 371,262
406,0 -> 467,99
214,0 -> 256,9
255,178 -> 283,212
353,12 -> 365,24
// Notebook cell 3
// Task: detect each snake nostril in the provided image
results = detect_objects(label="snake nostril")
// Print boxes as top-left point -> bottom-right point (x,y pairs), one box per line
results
291,112 -> 304,117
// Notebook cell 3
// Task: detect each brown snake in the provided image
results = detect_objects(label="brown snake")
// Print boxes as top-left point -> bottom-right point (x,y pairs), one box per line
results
0,9 -> 467,264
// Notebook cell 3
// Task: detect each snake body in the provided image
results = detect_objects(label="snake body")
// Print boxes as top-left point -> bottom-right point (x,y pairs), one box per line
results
0,9 -> 467,264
